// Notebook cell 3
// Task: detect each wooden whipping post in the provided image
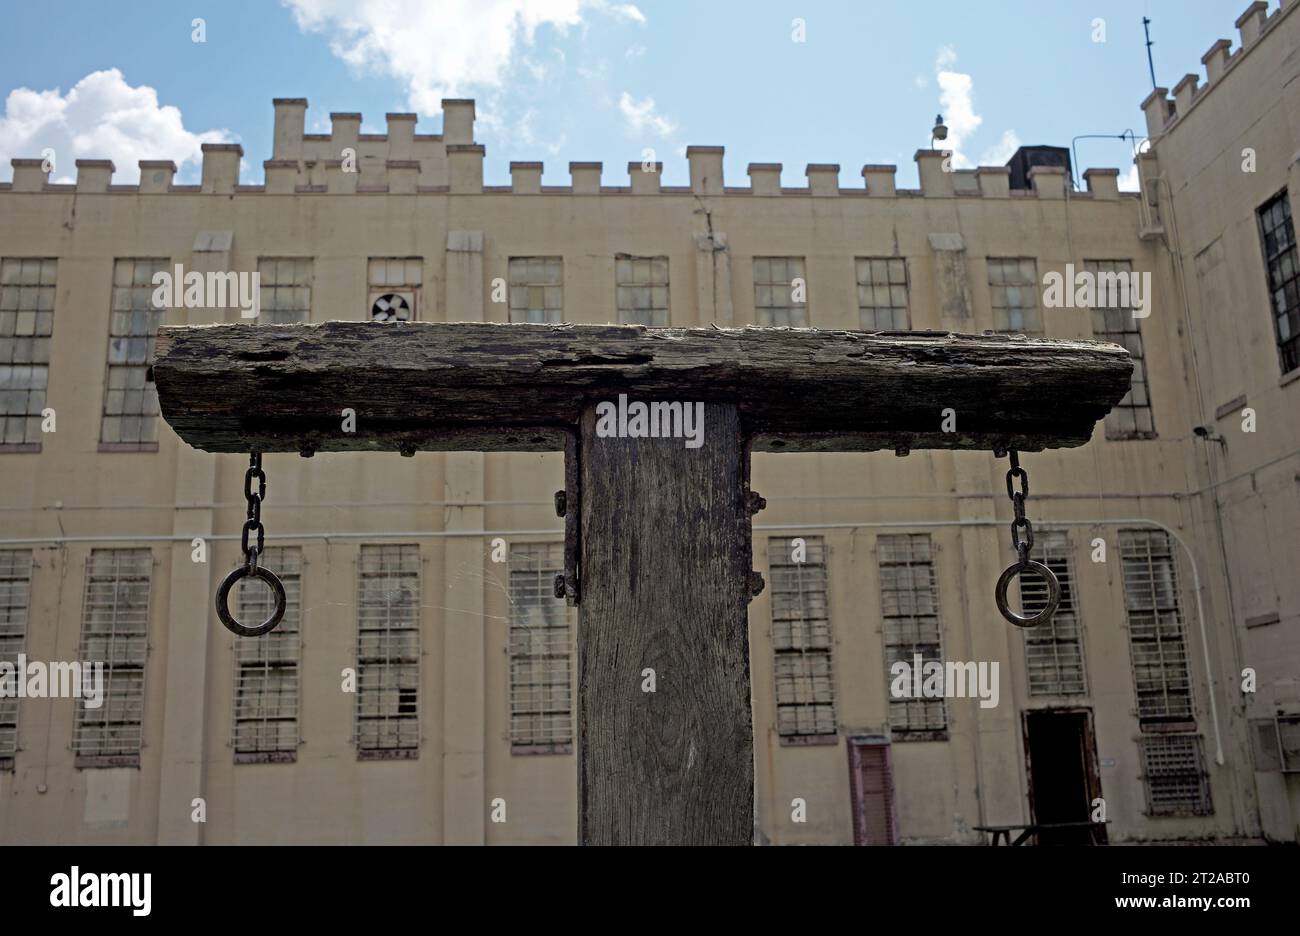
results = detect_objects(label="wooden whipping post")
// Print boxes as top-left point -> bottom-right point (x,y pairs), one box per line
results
153,322 -> 1131,845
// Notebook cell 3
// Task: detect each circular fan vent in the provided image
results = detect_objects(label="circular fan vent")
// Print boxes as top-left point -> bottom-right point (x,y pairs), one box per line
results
371,293 -> 412,322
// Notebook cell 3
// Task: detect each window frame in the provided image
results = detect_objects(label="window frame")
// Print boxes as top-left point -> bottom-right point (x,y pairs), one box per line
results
614,255 -> 670,326
752,256 -> 808,327
1256,189 -> 1300,375
877,533 -> 948,740
0,257 -> 57,450
854,257 -> 910,330
232,546 -> 303,764
508,257 -> 564,324
507,542 -> 575,755
767,536 -> 837,745
0,549 -> 33,769
987,256 -> 1043,336
73,548 -> 152,769
354,544 -> 422,760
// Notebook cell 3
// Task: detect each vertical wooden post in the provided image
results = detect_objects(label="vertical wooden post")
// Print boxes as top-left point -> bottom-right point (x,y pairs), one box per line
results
577,401 -> 755,845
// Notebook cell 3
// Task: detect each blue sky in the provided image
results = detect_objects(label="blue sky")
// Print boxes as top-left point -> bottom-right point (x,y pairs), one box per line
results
0,1 -> 1255,189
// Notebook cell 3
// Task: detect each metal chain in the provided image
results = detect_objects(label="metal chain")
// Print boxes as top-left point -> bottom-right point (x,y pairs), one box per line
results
1006,450 -> 1032,567
993,449 -> 1060,629
217,451 -> 287,638
241,452 -> 267,572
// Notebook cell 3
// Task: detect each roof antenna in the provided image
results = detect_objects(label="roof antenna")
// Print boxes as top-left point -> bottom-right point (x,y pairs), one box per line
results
1143,17 -> 1158,91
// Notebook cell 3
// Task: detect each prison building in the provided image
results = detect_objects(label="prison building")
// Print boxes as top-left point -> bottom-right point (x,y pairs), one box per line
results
0,0 -> 1297,846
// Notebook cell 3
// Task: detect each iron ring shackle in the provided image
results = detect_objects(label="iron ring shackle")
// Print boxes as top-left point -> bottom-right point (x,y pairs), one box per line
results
994,559 -> 1061,629
216,564 -> 287,637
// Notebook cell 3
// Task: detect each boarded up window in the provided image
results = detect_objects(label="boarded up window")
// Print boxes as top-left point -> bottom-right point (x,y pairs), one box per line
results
768,537 -> 836,741
753,257 -> 808,326
0,258 -> 56,445
855,258 -> 909,330
509,257 -> 563,323
988,257 -> 1042,336
257,257 -> 313,324
1250,716 -> 1300,773
101,259 -> 166,446
1139,733 -> 1212,816
1087,260 -> 1155,438
615,255 -> 669,326
356,545 -> 420,758
878,534 -> 946,737
508,543 -> 574,753
233,547 -> 302,763
1120,530 -> 1193,723
74,549 -> 151,767
0,549 -> 33,768
1021,530 -> 1087,696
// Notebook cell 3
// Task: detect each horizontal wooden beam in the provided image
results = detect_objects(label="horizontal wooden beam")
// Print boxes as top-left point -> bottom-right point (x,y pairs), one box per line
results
153,322 -> 1132,454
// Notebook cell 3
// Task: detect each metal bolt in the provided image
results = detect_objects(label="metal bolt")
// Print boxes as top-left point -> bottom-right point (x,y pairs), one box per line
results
748,571 -> 765,597
554,490 -> 567,517
399,443 -> 416,457
553,573 -> 567,599
895,446 -> 910,458
746,490 -> 767,515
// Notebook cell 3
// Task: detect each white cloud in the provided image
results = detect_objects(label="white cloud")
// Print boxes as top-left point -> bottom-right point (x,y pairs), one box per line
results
0,69 -> 229,183
1118,163 -> 1140,192
283,0 -> 644,115
933,46 -> 1017,170
617,91 -> 676,138
606,3 -> 646,23
979,130 -> 1022,166
514,108 -> 567,156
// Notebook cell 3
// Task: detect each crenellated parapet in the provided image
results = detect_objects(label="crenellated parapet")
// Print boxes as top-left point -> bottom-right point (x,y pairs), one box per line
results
2,96 -> 1130,201
1140,0 -> 1296,139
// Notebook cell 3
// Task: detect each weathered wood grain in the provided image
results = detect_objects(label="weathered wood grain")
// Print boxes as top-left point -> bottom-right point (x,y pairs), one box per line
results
578,402 -> 754,845
152,322 -> 1132,454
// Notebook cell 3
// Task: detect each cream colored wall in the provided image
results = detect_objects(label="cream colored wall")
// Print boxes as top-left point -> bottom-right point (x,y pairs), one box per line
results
2,28 -> 1292,839
1139,0 -> 1300,842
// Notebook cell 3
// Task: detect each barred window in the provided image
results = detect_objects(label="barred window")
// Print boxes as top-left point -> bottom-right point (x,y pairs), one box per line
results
356,545 -> 420,759
753,257 -> 808,326
1257,191 -> 1299,374
257,257 -> 312,325
0,258 -> 56,446
102,259 -> 167,446
74,549 -> 151,767
233,547 -> 302,763
367,257 -> 420,323
509,257 -> 563,323
1021,530 -> 1087,696
1088,260 -> 1155,438
988,257 -> 1042,335
855,258 -> 909,330
1120,530 -> 1193,723
0,550 -> 33,768
615,255 -> 669,326
508,543 -> 574,753
1139,733 -> 1212,816
878,534 -> 946,737
768,536 -> 836,742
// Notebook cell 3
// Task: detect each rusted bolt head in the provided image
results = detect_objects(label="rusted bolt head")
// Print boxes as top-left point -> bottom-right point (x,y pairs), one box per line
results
553,573 -> 567,599
554,490 -> 567,517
